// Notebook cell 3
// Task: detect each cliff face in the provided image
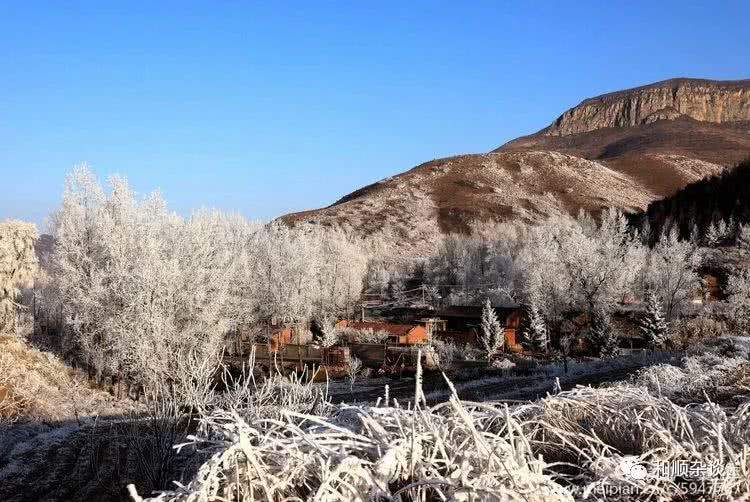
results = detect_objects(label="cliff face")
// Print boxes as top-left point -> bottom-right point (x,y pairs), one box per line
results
282,77 -> 750,258
544,78 -> 750,136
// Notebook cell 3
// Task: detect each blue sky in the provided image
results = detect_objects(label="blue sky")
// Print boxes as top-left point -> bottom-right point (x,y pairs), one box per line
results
1,1 -> 748,228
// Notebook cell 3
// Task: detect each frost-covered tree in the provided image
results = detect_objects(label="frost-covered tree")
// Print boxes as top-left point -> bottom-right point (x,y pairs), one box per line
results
0,221 -> 38,334
517,210 -> 643,344
479,298 -> 503,360
737,224 -> 750,250
516,215 -> 574,339
704,219 -> 730,247
640,290 -> 669,349
645,228 -> 701,321
522,302 -> 548,353
243,224 -> 367,325
558,209 -> 644,320
727,268 -> 750,335
348,355 -> 362,392
315,316 -> 339,349
587,309 -> 619,358
51,166 -> 233,390
425,231 -> 517,306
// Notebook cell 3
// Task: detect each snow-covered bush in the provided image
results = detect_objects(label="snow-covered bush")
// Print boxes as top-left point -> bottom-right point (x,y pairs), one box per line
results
134,365 -> 750,501
455,342 -> 483,361
633,349 -> 750,402
669,312 -> 725,350
338,327 -> 390,344
429,338 -> 456,370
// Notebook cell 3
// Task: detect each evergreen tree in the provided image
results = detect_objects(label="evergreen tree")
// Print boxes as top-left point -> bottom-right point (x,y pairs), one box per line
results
480,298 -> 503,360
587,309 -> 620,358
522,303 -> 548,353
639,291 -> 669,349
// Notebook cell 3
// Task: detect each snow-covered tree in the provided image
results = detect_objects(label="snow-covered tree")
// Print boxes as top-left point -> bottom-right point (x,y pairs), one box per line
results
522,302 -> 548,353
315,316 -> 339,349
51,166 -> 233,390
558,209 -> 644,319
587,309 -> 619,358
737,224 -> 750,250
516,215 -> 574,339
704,220 -> 729,247
0,220 -> 38,334
727,268 -> 750,335
645,228 -> 701,321
479,298 -> 503,360
639,290 -> 669,349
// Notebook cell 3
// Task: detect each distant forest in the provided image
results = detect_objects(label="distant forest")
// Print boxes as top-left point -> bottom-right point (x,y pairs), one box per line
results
634,157 -> 750,242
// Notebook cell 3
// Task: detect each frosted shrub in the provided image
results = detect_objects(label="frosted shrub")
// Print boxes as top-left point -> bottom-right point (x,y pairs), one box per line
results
134,367 -> 750,502
134,375 -> 571,501
339,327 -> 389,344
634,351 -> 750,402
430,338 -> 456,370
455,342 -> 482,361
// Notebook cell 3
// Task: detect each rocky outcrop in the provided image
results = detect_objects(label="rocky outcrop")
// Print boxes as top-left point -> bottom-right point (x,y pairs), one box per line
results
281,78 -> 750,258
543,78 -> 750,136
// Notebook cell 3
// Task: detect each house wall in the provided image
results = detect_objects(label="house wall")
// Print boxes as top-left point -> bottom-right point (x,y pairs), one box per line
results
400,326 -> 428,345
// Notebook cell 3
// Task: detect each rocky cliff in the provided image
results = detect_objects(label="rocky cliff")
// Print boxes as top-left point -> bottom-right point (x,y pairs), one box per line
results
282,78 -> 750,257
542,78 -> 750,136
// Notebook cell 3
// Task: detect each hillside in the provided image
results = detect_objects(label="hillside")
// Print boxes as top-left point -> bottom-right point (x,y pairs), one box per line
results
282,78 -> 750,256
635,157 -> 750,239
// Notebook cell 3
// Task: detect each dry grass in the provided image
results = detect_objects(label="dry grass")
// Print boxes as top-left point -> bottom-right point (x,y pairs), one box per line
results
0,334 -> 137,422
133,354 -> 750,501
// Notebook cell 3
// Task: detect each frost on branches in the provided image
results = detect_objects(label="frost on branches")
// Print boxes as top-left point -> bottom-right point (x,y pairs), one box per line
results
587,309 -> 620,358
49,166 -> 369,393
639,290 -> 669,349
727,268 -> 750,335
522,302 -> 549,353
0,220 -> 38,334
315,316 -> 339,348
479,298 -> 503,360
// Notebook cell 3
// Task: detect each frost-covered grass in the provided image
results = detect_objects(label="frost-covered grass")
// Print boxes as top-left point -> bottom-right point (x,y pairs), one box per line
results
633,339 -> 750,404
0,334 -> 137,423
133,351 -> 750,501
424,350 -> 674,402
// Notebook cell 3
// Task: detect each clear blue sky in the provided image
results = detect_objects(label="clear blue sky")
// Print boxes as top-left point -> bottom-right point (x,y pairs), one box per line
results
2,1 -> 748,228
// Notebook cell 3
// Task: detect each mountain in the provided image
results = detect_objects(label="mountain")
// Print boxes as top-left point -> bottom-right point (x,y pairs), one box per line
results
281,78 -> 750,256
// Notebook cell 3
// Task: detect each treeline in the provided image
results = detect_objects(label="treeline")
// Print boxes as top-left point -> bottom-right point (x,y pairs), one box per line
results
634,157 -> 750,243
33,164 -> 750,396
38,166 -> 368,395
370,210 -> 715,356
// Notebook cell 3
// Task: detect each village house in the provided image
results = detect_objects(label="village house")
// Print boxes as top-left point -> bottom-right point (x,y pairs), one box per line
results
433,304 -> 524,351
336,320 -> 430,345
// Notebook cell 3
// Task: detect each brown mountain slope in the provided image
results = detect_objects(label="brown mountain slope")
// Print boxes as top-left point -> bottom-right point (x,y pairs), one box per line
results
281,78 -> 750,256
